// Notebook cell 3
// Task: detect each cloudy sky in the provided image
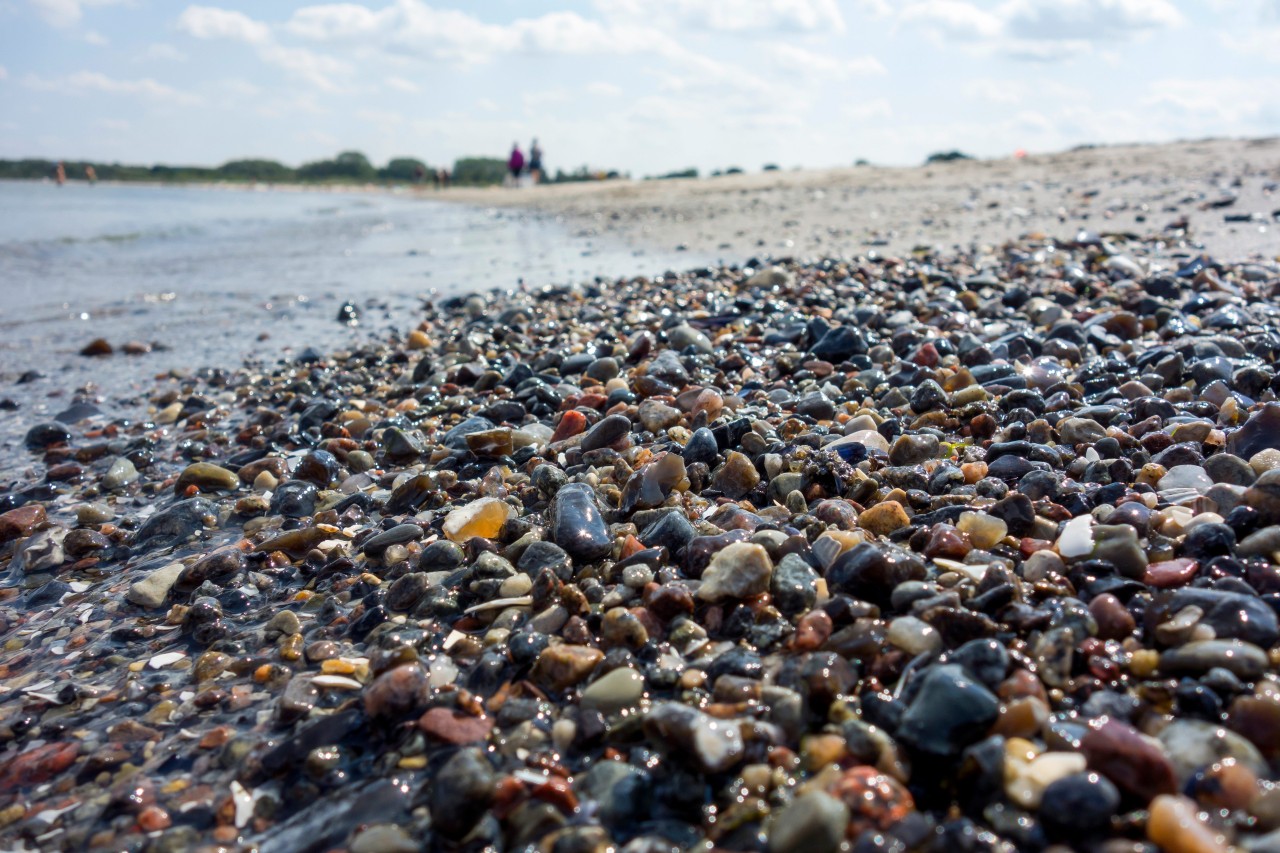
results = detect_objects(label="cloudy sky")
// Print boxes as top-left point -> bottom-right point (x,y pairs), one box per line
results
0,0 -> 1277,175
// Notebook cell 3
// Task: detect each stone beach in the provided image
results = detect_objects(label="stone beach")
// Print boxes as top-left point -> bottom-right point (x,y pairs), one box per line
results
2,141 -> 1280,851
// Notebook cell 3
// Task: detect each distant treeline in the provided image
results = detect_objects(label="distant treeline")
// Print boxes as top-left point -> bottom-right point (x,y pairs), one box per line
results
0,150 -> 623,187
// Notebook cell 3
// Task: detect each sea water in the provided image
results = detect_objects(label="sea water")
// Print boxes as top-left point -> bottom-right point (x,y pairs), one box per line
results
0,180 -> 706,461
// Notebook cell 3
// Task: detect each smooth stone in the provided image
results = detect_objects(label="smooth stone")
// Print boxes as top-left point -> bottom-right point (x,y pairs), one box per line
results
1205,453 -> 1256,486
619,452 -> 687,514
102,457 -> 139,491
175,462 -> 239,494
1245,469 -> 1280,525
889,433 -> 939,466
697,542 -> 773,602
644,701 -> 744,773
442,497 -> 511,544
580,667 -> 645,714
441,417 -> 494,451
711,451 -> 760,499
1159,640 -> 1268,679
1162,587 -> 1278,646
1157,719 -> 1267,785
1227,403 -> 1280,459
1039,772 -> 1119,839
363,524 -> 424,557
127,562 -> 184,608
132,498 -> 216,550
1159,465 -> 1214,494
1239,526 -> 1280,557
1057,417 -> 1107,445
768,791 -> 849,853
581,414 -> 632,452
430,748 -> 495,839
638,400 -> 682,433
1147,794 -> 1231,853
533,644 -> 603,692
0,505 -> 45,543
770,553 -> 819,616
826,542 -> 926,610
1081,718 -> 1177,801
957,511 -> 1007,550
552,482 -> 613,563
896,664 -> 999,757
859,500 -> 911,536
1091,524 -> 1148,579
668,324 -> 713,354
1056,514 -> 1094,559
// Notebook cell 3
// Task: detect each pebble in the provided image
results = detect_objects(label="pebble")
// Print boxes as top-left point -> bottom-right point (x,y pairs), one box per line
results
442,497 -> 511,543
697,542 -> 773,601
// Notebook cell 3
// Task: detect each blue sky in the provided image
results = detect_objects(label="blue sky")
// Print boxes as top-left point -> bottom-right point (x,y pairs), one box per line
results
0,0 -> 1277,175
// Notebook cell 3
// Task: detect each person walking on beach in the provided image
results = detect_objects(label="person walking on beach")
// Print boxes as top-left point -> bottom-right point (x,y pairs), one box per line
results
55,161 -> 66,186
85,165 -> 97,185
529,138 -> 544,185
507,142 -> 525,188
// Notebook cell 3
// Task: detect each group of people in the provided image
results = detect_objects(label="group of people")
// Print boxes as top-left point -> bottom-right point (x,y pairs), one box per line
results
52,161 -> 95,186
507,139 -> 544,187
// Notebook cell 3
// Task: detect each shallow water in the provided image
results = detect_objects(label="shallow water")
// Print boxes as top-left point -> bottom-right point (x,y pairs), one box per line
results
0,181 -> 709,464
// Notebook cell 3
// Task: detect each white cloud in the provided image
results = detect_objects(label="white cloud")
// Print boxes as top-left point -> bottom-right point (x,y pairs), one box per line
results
586,81 -> 622,97
177,6 -> 349,90
0,66 -> 7,81
28,0 -> 127,28
98,117 -> 130,129
1003,0 -> 1183,41
768,44 -> 886,78
23,70 -> 199,104
900,0 -> 1003,39
385,75 -> 420,93
1144,77 -> 1279,127
286,3 -> 676,66
1220,27 -> 1280,59
899,0 -> 1182,59
83,29 -> 106,44
142,43 -> 187,62
176,5 -> 270,44
845,98 -> 892,120
593,0 -> 848,33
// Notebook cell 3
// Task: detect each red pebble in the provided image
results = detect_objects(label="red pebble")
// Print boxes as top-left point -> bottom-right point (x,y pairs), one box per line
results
1145,558 -> 1199,589
419,708 -> 494,744
0,742 -> 79,792
550,410 -> 588,443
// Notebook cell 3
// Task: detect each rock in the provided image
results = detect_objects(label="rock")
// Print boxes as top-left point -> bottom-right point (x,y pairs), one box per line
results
638,400 -> 682,433
465,428 -> 513,457
668,324 -> 713,354
619,452 -> 687,514
896,664 -> 999,757
1147,794 -> 1231,853
442,497 -> 511,544
362,524 -> 424,557
79,338 -> 113,356
363,663 -> 430,721
682,427 -> 720,465
711,451 -> 760,498
1160,640 -> 1268,679
271,481 -> 317,518
889,433 -> 939,466
0,505 -> 45,544
132,498 -> 215,550
430,748 -> 495,839
551,482 -> 612,563
24,422 -> 70,451
859,500 -> 911,536
1227,403 -> 1280,459
580,667 -> 645,714
127,562 -> 184,608
697,542 -> 773,602
827,542 -> 926,609
1157,719 -> 1267,785
769,792 -> 849,853
1057,417 -> 1107,445
441,417 -> 495,451
1091,524 -> 1148,579
581,413 -> 631,452
1245,469 -> 1280,525
102,457 -> 139,491
175,462 -> 239,494
532,644 -> 603,691
1038,772 -> 1119,840
419,708 -> 493,745
1159,465 -> 1214,494
770,553 -> 819,616
644,702 -> 744,773
1080,718 -> 1177,801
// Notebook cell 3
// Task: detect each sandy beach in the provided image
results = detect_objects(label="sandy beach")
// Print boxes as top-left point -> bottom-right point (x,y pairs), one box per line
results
443,137 -> 1280,262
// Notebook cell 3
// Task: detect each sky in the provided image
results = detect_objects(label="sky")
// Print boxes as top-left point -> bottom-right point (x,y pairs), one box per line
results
0,0 -> 1278,176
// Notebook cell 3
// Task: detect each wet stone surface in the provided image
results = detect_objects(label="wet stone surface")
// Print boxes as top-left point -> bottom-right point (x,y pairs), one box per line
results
1,238 -> 1280,851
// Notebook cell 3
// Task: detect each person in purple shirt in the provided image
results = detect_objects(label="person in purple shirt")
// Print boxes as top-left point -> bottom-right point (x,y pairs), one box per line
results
508,142 -> 525,187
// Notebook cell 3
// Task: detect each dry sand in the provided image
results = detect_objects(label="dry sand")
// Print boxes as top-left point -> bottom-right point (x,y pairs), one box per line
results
441,137 -> 1280,264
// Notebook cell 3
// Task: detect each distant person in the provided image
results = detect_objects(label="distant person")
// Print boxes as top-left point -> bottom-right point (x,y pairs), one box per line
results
55,161 -> 66,186
507,142 -> 524,188
85,165 -> 97,185
529,138 -> 544,185
413,163 -> 425,185
438,167 -> 450,189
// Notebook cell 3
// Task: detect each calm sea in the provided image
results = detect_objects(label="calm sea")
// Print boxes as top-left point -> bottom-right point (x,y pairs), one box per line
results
0,180 -> 703,462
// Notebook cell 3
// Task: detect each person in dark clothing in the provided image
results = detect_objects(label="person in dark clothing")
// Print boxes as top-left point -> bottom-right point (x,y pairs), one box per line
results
507,143 -> 525,187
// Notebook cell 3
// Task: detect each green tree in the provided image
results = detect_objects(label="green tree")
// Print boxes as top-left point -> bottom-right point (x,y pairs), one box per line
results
379,157 -> 429,181
452,157 -> 507,186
